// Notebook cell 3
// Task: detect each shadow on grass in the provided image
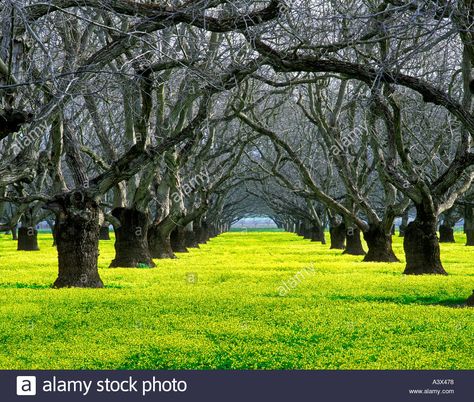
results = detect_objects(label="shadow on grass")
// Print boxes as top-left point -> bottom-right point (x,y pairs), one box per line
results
0,283 -> 50,289
329,294 -> 469,308
0,282 -> 124,289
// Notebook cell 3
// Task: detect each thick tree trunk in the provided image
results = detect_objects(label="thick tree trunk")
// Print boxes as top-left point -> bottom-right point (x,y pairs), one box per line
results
464,206 -> 474,246
208,224 -> 218,238
109,208 -> 155,268
363,224 -> 399,262
148,224 -> 176,259
53,197 -> 103,288
329,222 -> 345,249
193,223 -> 207,244
296,221 -> 304,237
17,227 -> 40,251
398,224 -> 406,237
310,224 -> 326,244
288,221 -> 296,233
344,227 -> 365,255
52,223 -> 58,247
99,225 -> 110,240
185,229 -> 199,248
403,206 -> 447,275
439,224 -> 455,243
184,222 -> 199,248
45,220 -> 56,246
198,223 -> 210,243
171,226 -> 188,253
399,211 -> 408,237
302,221 -> 311,239
466,231 -> 474,246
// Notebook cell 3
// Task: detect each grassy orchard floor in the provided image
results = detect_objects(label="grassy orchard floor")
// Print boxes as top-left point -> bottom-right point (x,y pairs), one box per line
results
0,231 -> 473,370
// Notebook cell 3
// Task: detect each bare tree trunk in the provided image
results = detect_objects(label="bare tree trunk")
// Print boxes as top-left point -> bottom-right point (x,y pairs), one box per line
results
439,208 -> 456,243
11,224 -> 17,240
208,224 -> 218,238
439,224 -> 455,243
109,208 -> 155,268
185,230 -> 199,248
329,222 -> 345,249
310,224 -> 326,244
52,223 -> 58,247
363,224 -> 399,262
53,196 -> 103,288
464,205 -> 474,246
466,230 -> 474,246
17,226 -> 39,251
99,225 -> 110,240
403,205 -> 447,275
344,227 -> 365,255
296,220 -> 304,237
302,220 -> 312,239
196,221 -> 210,243
171,226 -> 188,252
148,224 -> 176,259
399,210 -> 408,237
184,222 -> 199,248
193,222 -> 207,244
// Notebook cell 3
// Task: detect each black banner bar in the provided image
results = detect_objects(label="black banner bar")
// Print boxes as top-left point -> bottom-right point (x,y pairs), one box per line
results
2,370 -> 471,402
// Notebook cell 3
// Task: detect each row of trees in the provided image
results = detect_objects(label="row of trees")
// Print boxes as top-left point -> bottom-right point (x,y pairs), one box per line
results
0,1 -> 473,303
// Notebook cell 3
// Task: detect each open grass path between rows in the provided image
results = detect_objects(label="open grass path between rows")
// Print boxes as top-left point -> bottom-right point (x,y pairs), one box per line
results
0,231 -> 472,369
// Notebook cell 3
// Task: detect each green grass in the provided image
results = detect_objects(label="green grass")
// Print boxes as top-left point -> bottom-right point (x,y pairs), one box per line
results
0,231 -> 472,370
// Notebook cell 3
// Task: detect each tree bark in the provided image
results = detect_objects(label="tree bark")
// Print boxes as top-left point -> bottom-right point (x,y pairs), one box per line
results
193,223 -> 206,244
310,224 -> 326,244
171,226 -> 188,252
466,230 -> 474,246
52,223 -> 58,247
464,205 -> 474,246
296,220 -> 304,237
148,224 -> 176,259
208,224 -> 218,238
0,109 -> 32,137
109,207 -> 155,268
439,224 -> 455,243
329,222 -> 345,249
195,222 -> 209,243
403,205 -> 447,275
399,211 -> 408,237
185,229 -> 199,248
53,196 -> 104,288
99,225 -> 110,240
343,227 -> 365,255
17,227 -> 40,251
363,224 -> 399,262
302,220 -> 311,239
